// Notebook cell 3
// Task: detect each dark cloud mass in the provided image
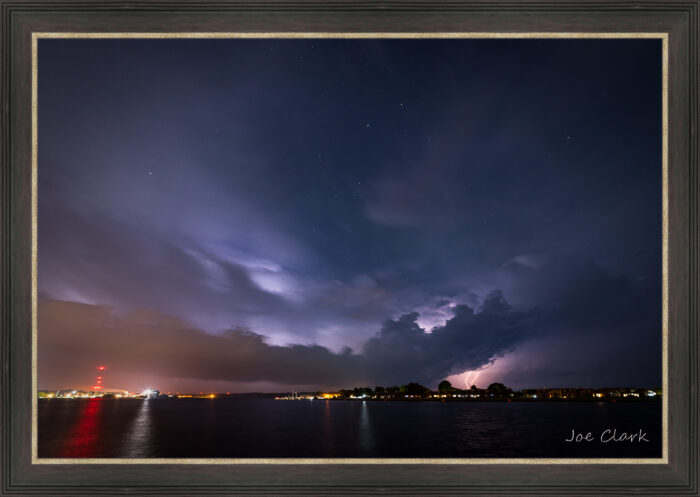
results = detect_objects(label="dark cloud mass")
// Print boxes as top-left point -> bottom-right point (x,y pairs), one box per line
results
39,290 -> 538,392
38,38 -> 662,391
362,292 -> 539,385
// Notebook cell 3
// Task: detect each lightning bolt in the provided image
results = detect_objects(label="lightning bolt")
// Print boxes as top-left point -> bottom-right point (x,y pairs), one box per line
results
464,370 -> 481,389
463,361 -> 496,389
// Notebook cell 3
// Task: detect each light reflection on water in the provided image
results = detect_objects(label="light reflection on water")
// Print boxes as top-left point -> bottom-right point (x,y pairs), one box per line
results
58,398 -> 104,457
358,400 -> 374,453
38,398 -> 662,458
122,398 -> 152,457
321,399 -> 334,456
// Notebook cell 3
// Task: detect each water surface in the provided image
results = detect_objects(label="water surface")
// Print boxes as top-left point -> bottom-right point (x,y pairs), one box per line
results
38,398 -> 661,458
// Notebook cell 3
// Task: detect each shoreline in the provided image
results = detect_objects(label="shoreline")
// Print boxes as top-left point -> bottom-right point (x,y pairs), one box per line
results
37,396 -> 662,403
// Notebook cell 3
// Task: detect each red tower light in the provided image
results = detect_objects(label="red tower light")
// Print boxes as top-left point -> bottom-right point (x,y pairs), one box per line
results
93,366 -> 106,395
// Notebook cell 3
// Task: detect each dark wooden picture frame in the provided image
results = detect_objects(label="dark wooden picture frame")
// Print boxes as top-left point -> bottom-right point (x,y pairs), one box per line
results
1,1 -> 697,495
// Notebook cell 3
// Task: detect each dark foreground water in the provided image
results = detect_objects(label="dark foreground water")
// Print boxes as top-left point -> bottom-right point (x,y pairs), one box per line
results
38,398 -> 661,458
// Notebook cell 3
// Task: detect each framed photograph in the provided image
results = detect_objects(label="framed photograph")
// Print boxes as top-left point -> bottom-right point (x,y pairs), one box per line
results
2,1 -> 698,495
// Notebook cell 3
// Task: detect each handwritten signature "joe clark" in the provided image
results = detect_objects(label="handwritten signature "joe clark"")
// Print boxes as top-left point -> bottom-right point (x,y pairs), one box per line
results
564,428 -> 649,443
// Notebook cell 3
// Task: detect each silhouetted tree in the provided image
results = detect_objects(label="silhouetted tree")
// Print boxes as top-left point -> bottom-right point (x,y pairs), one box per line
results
386,386 -> 400,397
400,382 -> 431,397
487,382 -> 512,397
438,380 -> 453,394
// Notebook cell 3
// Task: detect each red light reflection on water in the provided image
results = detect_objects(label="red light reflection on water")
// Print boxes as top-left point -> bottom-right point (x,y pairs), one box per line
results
60,399 -> 104,457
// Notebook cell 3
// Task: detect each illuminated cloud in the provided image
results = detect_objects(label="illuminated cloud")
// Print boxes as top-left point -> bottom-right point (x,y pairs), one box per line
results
38,291 -> 537,392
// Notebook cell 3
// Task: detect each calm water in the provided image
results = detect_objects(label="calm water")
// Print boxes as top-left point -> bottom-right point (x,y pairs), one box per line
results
38,398 -> 661,458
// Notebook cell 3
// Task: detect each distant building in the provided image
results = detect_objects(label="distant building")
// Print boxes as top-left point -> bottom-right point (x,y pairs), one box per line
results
145,389 -> 160,399
600,388 -> 622,397
576,388 -> 596,399
547,389 -> 563,399
520,389 -> 539,399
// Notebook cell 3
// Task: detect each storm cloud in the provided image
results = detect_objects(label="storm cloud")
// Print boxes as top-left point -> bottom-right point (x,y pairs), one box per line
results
38,290 -> 538,392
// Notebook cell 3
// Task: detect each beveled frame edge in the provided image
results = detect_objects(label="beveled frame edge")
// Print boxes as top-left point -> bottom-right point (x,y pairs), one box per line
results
27,30 -> 671,469
2,2 -> 698,495
26,32 -> 668,464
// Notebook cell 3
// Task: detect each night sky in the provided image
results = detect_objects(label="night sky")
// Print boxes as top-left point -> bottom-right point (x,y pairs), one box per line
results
38,38 -> 662,393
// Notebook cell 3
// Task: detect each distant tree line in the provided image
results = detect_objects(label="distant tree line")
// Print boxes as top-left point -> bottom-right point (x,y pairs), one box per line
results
333,380 -> 513,400
323,381 -> 661,401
